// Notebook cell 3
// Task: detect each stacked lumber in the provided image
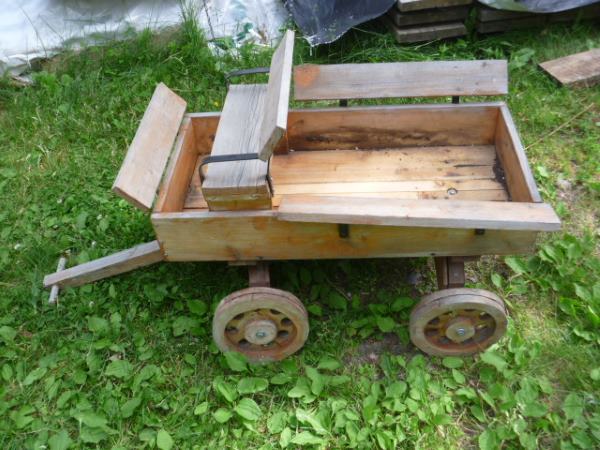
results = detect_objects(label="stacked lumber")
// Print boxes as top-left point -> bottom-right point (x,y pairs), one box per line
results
385,0 -> 473,44
476,4 -> 600,34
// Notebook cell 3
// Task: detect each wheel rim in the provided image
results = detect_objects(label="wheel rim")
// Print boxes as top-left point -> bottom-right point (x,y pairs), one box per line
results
213,287 -> 309,363
410,288 -> 508,356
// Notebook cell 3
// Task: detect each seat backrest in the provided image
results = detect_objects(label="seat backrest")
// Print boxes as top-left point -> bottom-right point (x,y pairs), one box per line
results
258,29 -> 295,160
294,60 -> 508,101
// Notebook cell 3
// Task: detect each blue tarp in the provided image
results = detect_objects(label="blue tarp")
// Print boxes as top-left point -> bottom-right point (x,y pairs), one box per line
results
285,0 -> 600,45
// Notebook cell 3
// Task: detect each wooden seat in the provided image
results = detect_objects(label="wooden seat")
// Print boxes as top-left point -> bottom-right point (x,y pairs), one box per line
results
201,84 -> 271,210
293,60 -> 508,101
201,30 -> 294,211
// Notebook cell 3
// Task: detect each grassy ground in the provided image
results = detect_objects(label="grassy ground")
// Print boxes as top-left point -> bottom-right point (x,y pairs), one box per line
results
0,15 -> 599,450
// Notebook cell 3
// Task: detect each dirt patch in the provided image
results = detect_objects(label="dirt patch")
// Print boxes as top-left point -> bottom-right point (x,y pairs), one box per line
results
345,333 -> 417,367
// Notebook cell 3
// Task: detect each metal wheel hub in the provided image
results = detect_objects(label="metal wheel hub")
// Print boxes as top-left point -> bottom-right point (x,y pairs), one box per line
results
410,288 -> 508,357
445,317 -> 475,343
245,319 -> 277,345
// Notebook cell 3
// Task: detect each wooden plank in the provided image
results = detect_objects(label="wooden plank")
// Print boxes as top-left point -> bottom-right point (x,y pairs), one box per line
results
112,83 -> 186,212
477,6 -> 533,22
189,112 -> 220,155
388,21 -> 467,44
477,4 -> 600,24
278,196 -> 560,231
548,4 -> 600,22
154,117 -> 197,212
397,0 -> 472,12
183,144 -> 507,209
271,146 -> 498,184
539,49 -> 600,88
201,84 -> 271,210
388,5 -> 469,27
294,60 -> 507,101
258,29 -> 294,161
495,105 -> 541,202
43,241 -> 164,288
286,104 -> 501,150
476,16 -> 546,34
151,211 -> 539,261
184,188 -> 508,210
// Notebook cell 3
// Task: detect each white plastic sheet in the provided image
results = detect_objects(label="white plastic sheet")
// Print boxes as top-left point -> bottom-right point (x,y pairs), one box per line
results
0,0 -> 288,76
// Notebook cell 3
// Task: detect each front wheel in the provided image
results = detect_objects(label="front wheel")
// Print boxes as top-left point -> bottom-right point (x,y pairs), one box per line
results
212,287 -> 309,363
409,288 -> 508,357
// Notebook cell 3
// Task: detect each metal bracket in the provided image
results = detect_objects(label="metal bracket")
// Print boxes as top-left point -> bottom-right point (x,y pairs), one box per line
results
338,224 -> 349,238
225,67 -> 270,87
199,153 -> 274,195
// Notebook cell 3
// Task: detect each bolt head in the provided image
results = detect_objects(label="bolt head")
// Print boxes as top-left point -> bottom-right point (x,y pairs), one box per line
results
255,331 -> 267,339
456,328 -> 466,336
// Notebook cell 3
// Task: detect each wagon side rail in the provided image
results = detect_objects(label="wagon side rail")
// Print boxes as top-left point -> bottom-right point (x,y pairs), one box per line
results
293,60 -> 508,102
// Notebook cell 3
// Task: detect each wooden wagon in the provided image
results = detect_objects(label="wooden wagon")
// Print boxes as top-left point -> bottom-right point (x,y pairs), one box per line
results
44,31 -> 560,362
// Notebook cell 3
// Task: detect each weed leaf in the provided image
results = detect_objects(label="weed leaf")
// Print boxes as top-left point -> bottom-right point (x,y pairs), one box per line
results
291,431 -> 325,445
235,398 -> 262,421
237,377 -> 268,394
156,429 -> 174,450
224,352 -> 248,372
48,430 -> 72,450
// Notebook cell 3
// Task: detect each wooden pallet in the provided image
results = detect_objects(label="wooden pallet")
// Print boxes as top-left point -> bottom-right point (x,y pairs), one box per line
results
385,1 -> 471,44
476,4 -> 600,34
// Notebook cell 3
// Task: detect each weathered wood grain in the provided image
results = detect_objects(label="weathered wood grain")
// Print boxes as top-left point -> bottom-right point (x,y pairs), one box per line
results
495,105 -> 541,202
201,84 -> 271,210
294,60 -> 507,100
286,104 -> 501,150
388,5 -> 469,27
112,83 -> 186,211
258,30 -> 294,161
396,0 -> 472,12
155,117 -> 197,212
386,20 -> 467,43
43,241 -> 164,288
476,16 -> 546,34
151,211 -> 539,261
278,196 -> 560,231
477,6 -> 533,22
183,145 -> 508,209
539,48 -> 600,88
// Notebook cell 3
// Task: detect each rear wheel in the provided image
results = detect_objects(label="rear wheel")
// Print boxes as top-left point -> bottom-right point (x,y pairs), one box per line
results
409,288 -> 508,356
212,287 -> 309,363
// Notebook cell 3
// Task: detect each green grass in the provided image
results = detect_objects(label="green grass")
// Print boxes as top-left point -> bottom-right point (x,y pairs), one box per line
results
1,16 -> 599,450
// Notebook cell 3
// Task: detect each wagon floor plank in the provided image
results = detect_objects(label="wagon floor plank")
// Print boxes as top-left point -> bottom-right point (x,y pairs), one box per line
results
184,145 -> 508,209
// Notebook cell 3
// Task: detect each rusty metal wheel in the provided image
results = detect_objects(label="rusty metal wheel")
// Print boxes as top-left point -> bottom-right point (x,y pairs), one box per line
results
409,288 -> 508,357
212,287 -> 309,363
